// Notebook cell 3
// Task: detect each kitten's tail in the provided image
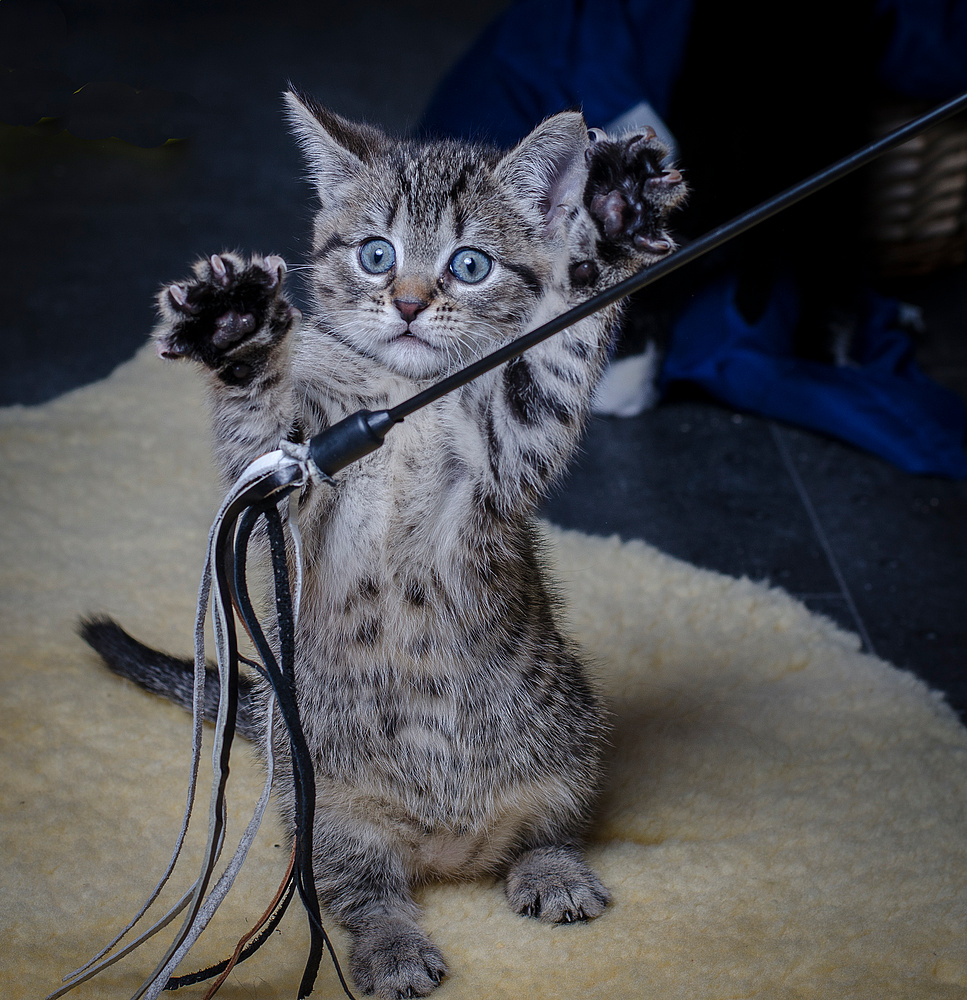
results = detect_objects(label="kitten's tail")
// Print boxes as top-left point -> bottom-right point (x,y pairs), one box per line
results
78,616 -> 263,741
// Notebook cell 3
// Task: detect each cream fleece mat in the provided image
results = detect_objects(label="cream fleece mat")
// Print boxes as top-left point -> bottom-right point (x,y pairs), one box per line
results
1,346 -> 965,1000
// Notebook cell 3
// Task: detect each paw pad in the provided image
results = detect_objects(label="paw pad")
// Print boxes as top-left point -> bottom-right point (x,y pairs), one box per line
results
585,130 -> 687,257
212,310 -> 257,348
152,252 -> 296,369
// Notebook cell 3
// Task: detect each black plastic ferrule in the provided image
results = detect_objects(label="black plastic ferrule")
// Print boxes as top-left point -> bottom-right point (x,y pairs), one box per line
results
307,409 -> 397,478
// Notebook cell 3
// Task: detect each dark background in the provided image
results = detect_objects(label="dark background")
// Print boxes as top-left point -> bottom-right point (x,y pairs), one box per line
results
2,0 -> 965,721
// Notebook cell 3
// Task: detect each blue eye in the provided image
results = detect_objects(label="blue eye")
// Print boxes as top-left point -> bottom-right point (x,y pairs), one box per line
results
359,238 -> 396,274
449,248 -> 492,284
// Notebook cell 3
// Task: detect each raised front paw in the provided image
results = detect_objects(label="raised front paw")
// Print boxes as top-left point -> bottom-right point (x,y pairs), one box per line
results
351,918 -> 448,1000
153,252 -> 299,374
505,846 -> 611,924
584,127 -> 687,258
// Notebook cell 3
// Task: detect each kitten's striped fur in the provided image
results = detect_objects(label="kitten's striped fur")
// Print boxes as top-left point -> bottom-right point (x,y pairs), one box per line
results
84,91 -> 685,999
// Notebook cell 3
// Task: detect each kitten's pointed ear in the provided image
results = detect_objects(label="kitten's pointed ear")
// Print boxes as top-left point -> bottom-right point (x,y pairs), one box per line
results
283,88 -> 387,199
497,111 -> 590,232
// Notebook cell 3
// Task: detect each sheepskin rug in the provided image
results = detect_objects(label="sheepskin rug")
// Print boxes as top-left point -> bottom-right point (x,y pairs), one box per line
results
1,346 -> 965,1000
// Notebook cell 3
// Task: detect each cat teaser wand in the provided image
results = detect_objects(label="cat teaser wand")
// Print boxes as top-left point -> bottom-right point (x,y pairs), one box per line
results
56,89 -> 967,1000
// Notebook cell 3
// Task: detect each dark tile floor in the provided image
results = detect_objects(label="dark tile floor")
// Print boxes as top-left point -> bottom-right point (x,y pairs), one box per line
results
3,0 -> 965,722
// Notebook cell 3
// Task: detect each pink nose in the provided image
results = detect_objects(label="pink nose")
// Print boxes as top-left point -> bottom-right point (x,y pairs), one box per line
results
394,298 -> 427,323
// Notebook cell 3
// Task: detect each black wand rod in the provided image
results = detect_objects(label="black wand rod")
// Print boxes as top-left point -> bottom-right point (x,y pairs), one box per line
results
309,88 -> 967,477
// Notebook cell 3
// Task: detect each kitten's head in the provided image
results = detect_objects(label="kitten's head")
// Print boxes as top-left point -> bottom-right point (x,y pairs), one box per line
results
285,89 -> 589,379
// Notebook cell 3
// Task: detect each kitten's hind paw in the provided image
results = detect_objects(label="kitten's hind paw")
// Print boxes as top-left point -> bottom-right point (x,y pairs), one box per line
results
506,846 -> 611,924
585,129 -> 687,259
350,919 -> 448,999
154,252 -> 298,371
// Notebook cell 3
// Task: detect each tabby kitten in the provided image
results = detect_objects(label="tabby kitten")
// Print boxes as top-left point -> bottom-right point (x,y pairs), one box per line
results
83,90 -> 685,999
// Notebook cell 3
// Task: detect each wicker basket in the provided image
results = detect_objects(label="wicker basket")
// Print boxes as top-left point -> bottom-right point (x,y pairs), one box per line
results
867,100 -> 967,277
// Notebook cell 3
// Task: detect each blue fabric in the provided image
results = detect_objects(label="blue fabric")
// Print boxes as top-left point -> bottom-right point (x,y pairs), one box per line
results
876,0 -> 967,99
421,0 -> 967,477
420,0 -> 694,146
662,276 -> 967,478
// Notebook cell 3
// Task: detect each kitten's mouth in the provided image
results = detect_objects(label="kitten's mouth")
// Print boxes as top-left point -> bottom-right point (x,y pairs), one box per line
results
391,329 -> 436,349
